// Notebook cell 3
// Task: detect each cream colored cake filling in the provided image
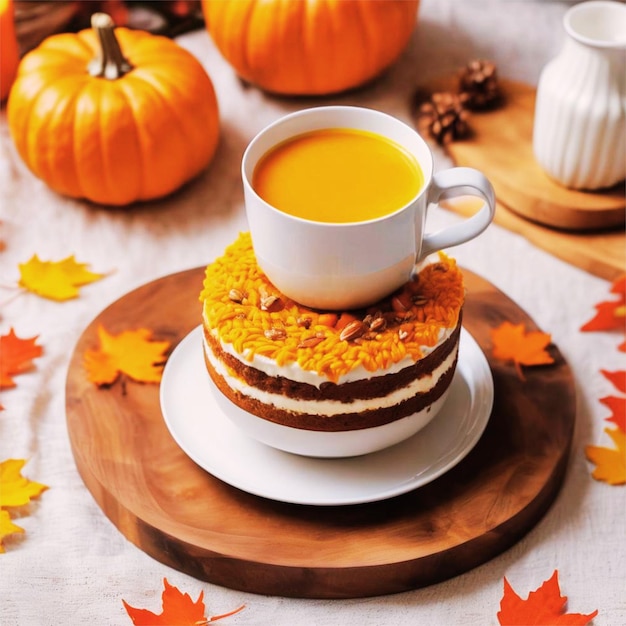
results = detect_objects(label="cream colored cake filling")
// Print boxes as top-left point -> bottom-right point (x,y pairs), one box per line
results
203,334 -> 458,417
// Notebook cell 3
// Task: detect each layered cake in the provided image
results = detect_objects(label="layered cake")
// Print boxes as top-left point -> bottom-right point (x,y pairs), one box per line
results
199,233 -> 464,440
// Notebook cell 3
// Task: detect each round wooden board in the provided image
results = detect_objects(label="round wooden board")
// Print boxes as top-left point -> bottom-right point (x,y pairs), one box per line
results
418,77 -> 625,231
66,267 -> 575,599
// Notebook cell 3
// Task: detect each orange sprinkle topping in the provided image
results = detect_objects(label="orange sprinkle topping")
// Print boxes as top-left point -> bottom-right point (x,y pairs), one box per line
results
199,232 -> 464,383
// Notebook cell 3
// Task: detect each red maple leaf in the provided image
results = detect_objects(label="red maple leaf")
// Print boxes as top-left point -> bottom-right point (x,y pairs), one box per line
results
123,579 -> 205,625
123,578 -> 244,625
600,395 -> 626,432
581,276 -> 626,351
598,369 -> 626,434
601,369 -> 626,394
497,570 -> 598,626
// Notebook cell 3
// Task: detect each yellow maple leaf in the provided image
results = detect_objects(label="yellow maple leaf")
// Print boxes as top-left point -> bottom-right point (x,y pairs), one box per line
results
18,255 -> 105,301
83,325 -> 171,386
0,510 -> 24,553
0,459 -> 48,507
585,428 -> 626,485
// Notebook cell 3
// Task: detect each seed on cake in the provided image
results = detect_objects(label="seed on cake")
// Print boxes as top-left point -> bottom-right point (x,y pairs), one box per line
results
264,327 -> 286,341
389,311 -> 414,324
298,335 -> 324,349
412,295 -> 429,306
228,288 -> 245,303
398,323 -> 415,342
339,320 -> 367,342
369,316 -> 387,332
297,316 -> 312,329
363,309 -> 387,330
260,294 -> 279,310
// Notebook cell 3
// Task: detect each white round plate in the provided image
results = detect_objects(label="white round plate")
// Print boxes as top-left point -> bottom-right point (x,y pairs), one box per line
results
160,326 -> 494,506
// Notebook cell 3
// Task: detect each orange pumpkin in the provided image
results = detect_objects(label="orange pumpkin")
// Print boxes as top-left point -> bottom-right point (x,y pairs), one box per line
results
201,0 -> 420,96
0,0 -> 19,102
7,13 -> 220,206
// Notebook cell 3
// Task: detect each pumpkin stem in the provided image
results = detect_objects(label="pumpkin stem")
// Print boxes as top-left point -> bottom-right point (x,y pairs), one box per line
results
87,13 -> 133,80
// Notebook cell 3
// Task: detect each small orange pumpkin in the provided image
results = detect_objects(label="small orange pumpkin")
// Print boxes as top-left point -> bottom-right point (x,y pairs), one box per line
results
201,0 -> 420,96
7,13 -> 220,206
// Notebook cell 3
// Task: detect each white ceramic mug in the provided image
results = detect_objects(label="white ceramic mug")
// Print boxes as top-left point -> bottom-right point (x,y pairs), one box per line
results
242,106 -> 495,310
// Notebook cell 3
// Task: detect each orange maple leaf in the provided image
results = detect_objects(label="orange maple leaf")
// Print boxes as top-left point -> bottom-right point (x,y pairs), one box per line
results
83,326 -> 171,386
0,328 -> 43,389
581,276 -> 626,351
585,370 -> 626,483
585,427 -> 626,485
491,321 -> 554,380
122,578 -> 245,625
497,570 -> 598,625
123,579 -> 206,625
18,254 -> 106,301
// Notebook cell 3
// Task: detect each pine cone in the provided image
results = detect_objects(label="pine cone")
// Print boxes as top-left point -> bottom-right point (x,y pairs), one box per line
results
415,92 -> 470,145
458,59 -> 502,110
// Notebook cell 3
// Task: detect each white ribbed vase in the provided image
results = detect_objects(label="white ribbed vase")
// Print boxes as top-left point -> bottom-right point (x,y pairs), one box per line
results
533,1 -> 626,190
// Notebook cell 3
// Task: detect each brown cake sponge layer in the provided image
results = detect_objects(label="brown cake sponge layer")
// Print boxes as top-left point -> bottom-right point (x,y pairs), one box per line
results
203,327 -> 460,432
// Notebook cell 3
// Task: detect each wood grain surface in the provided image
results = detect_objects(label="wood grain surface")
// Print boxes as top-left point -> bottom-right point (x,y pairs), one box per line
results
65,267 -> 576,598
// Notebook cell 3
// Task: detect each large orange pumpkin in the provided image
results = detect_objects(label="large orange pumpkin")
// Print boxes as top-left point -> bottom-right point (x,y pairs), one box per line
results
7,13 -> 220,206
201,0 -> 420,96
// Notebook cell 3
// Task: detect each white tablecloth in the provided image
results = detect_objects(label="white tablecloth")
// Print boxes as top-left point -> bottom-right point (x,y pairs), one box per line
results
1,1 -> 625,624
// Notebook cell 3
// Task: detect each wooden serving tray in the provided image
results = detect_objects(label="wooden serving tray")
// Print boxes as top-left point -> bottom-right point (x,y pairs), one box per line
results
421,77 -> 625,230
65,267 -> 575,598
420,77 -> 625,281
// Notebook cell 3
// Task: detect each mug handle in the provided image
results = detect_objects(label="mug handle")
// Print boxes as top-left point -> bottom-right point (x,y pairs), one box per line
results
418,167 -> 496,261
